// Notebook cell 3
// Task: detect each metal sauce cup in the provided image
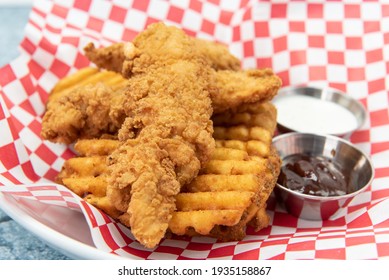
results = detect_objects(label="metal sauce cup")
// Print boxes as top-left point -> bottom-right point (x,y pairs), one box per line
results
273,133 -> 374,220
272,86 -> 367,138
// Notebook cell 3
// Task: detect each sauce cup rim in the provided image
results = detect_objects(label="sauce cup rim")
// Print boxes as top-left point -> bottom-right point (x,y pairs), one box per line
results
273,132 -> 375,201
273,85 -> 367,137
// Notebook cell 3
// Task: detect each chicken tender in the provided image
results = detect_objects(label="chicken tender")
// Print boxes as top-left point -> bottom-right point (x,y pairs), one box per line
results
41,83 -> 126,144
212,69 -> 281,113
103,23 -> 215,248
84,34 -> 240,76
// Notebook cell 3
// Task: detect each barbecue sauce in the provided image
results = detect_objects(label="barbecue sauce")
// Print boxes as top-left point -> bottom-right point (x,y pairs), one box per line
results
277,154 -> 349,197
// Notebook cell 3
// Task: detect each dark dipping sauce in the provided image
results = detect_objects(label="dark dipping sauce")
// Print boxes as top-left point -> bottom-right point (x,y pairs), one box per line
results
277,154 -> 350,197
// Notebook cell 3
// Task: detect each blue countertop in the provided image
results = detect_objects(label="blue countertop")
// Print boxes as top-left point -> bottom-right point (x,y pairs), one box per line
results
0,6 -> 70,260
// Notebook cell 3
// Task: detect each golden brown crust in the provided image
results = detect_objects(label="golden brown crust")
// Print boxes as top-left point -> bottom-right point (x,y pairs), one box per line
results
41,83 -> 126,144
212,69 -> 282,114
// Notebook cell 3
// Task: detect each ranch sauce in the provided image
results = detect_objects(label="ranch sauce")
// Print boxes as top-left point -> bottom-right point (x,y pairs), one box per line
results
274,95 -> 358,135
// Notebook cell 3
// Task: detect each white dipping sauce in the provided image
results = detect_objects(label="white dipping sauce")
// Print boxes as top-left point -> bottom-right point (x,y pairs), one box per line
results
274,95 -> 358,135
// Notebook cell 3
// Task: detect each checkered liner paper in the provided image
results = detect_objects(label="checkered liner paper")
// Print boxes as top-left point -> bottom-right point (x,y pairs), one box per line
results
1,0 -> 389,260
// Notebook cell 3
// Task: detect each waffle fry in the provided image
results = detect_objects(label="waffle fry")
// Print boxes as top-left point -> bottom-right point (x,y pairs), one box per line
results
57,100 -> 281,243
169,103 -> 281,240
171,146 -> 280,241
48,67 -> 127,102
212,101 -> 278,133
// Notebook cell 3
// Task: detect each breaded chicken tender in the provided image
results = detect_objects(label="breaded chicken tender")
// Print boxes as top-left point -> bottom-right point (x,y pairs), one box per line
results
84,34 -> 241,76
102,23 -> 216,248
41,83 -> 126,144
213,68 -> 281,113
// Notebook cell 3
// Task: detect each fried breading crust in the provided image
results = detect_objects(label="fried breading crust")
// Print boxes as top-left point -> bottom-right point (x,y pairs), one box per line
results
84,36 -> 241,75
213,69 -> 281,113
41,83 -> 126,144
101,23 -> 216,248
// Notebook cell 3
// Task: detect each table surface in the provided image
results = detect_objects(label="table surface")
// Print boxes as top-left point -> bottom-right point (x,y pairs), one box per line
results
0,5 -> 71,260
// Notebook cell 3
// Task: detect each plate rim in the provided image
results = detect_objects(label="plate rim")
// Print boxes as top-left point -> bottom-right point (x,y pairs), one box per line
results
0,191 -> 125,260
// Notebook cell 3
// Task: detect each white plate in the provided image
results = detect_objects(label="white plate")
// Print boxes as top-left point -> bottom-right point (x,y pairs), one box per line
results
0,191 -> 124,260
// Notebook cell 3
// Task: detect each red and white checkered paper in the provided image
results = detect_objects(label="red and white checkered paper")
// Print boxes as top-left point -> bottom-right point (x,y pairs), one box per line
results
1,0 -> 389,259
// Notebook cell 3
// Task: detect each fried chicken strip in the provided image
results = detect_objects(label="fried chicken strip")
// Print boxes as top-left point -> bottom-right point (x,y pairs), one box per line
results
213,69 -> 281,113
104,24 -> 215,248
84,36 -> 240,76
41,83 -> 126,144
194,38 -> 241,71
